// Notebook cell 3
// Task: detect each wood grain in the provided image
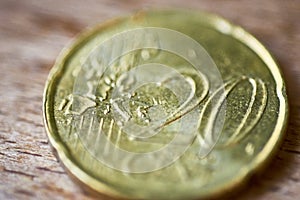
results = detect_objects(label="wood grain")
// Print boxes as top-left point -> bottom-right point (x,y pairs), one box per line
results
0,0 -> 299,199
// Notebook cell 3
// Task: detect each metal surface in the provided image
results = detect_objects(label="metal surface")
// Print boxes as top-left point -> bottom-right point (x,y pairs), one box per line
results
43,10 -> 288,199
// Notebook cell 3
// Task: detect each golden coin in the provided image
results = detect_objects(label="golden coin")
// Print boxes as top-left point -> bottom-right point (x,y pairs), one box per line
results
43,10 -> 288,199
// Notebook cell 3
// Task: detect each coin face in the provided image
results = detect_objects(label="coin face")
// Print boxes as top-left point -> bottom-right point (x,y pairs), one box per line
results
43,10 -> 288,199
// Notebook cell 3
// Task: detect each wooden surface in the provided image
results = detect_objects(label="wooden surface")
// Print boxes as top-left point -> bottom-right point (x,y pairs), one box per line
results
0,0 -> 299,199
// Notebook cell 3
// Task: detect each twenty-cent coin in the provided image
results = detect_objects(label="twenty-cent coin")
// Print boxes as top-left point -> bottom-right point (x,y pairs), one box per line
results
43,10 -> 288,199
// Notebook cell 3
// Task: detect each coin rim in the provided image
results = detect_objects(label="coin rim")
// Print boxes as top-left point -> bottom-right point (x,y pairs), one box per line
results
43,9 -> 289,199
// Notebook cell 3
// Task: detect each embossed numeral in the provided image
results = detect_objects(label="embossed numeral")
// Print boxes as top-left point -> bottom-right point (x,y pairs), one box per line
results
197,77 -> 267,158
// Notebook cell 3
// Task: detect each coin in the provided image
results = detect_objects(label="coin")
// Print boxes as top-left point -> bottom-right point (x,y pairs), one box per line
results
43,10 -> 288,199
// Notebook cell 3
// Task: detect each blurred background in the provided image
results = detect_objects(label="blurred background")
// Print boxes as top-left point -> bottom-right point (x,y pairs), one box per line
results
0,0 -> 299,199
